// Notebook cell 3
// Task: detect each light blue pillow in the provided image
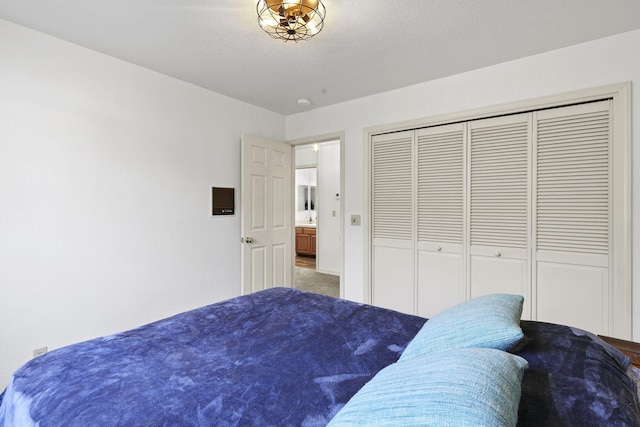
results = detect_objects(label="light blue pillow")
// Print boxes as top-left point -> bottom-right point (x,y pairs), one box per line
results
328,348 -> 528,427
400,294 -> 524,360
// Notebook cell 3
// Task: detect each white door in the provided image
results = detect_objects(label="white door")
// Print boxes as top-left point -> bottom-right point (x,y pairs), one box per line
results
241,134 -> 292,295
371,131 -> 414,313
467,113 -> 532,318
533,101 -> 611,334
416,123 -> 466,318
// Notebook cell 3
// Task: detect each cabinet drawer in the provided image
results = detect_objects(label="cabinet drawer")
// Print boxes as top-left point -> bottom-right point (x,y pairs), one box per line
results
303,227 -> 316,235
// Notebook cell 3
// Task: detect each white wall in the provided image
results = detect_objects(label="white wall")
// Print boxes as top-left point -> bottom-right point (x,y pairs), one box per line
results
286,29 -> 640,340
0,19 -> 285,386
295,144 -> 318,166
317,141 -> 341,275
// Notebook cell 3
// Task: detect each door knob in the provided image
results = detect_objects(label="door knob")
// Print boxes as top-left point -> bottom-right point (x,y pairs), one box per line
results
244,237 -> 254,244
495,251 -> 501,257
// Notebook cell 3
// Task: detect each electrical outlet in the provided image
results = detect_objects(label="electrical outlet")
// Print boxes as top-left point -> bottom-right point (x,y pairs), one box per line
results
33,346 -> 48,358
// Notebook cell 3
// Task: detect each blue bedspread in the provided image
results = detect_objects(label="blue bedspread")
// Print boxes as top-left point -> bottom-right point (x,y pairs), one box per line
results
1,288 -> 639,426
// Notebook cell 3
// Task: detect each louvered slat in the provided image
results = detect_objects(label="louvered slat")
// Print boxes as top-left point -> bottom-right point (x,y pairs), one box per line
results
470,117 -> 529,248
417,124 -> 464,243
536,103 -> 610,255
372,132 -> 413,240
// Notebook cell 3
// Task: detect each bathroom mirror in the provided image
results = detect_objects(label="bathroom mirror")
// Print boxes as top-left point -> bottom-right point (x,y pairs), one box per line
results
295,167 -> 317,214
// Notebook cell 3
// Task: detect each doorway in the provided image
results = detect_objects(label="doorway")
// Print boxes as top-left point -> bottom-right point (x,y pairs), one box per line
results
295,166 -> 317,269
292,139 -> 342,298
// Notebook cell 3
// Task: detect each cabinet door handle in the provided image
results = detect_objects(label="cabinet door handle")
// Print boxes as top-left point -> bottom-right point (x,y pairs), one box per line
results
436,246 -> 442,252
495,251 -> 501,257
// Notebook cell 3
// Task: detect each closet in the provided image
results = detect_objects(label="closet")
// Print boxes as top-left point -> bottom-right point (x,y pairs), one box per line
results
369,89 -> 631,339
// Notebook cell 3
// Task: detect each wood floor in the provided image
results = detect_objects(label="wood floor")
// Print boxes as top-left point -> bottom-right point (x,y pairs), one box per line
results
295,255 -> 316,269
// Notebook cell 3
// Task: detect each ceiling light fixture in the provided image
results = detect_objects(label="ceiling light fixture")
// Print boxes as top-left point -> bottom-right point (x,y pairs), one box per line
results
257,0 -> 326,42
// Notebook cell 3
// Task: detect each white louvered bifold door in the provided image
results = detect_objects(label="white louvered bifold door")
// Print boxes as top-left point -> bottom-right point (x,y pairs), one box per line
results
533,100 -> 611,334
371,131 -> 415,313
367,94 -> 628,336
416,123 -> 466,318
468,114 -> 531,317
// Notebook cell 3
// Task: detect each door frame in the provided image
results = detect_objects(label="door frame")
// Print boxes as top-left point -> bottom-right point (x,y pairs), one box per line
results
288,132 -> 345,299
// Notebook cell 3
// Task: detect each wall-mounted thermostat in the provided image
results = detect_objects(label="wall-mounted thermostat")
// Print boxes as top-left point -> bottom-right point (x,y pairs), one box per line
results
212,187 -> 235,216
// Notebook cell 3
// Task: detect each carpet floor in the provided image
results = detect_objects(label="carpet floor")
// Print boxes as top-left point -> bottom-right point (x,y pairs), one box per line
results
294,267 -> 340,298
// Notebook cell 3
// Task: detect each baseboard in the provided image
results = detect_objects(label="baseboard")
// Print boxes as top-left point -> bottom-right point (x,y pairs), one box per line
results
316,268 -> 339,277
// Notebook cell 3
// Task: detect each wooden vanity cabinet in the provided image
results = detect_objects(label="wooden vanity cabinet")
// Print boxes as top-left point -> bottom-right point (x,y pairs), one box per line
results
296,227 -> 316,256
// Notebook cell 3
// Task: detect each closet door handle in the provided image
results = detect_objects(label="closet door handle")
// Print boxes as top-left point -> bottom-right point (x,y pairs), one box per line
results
495,251 -> 501,257
436,246 -> 442,252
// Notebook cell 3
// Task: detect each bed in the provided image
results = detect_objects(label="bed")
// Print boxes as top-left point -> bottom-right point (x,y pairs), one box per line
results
1,287 -> 639,426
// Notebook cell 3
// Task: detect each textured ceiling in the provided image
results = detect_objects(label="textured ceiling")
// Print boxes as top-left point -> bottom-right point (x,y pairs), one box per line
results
1,0 -> 640,115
